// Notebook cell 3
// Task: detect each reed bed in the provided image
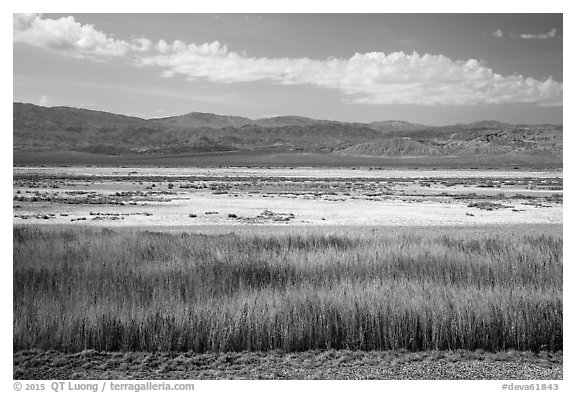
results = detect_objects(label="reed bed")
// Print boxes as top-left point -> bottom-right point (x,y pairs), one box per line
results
13,226 -> 562,353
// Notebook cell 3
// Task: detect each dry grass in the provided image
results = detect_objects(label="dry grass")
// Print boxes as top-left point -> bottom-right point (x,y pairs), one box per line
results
13,225 -> 562,353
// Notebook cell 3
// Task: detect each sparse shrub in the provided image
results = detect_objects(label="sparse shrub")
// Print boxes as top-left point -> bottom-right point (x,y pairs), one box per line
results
467,201 -> 509,210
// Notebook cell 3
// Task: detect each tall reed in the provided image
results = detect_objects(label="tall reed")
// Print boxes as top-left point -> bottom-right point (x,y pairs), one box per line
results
13,226 -> 562,352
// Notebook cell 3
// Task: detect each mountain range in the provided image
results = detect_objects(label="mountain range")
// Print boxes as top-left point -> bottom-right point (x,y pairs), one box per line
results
13,103 -> 562,166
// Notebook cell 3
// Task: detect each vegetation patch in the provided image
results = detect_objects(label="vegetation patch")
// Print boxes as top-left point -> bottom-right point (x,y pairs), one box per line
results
467,201 -> 511,210
13,226 -> 562,354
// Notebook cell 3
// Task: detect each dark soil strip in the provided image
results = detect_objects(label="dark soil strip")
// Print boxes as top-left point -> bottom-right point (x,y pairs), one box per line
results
14,350 -> 562,380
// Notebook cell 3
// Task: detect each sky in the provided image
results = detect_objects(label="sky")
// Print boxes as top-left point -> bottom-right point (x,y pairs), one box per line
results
13,13 -> 563,125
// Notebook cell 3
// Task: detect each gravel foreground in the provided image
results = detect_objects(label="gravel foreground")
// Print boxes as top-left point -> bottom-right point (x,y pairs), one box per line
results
14,350 -> 562,380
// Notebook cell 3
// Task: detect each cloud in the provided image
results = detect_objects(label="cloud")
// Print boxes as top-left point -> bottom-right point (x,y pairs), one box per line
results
496,28 -> 559,40
13,13 -> 131,59
14,14 -> 563,107
513,28 -> 558,40
38,94 -> 49,107
492,29 -> 504,38
493,28 -> 560,40
135,44 -> 563,106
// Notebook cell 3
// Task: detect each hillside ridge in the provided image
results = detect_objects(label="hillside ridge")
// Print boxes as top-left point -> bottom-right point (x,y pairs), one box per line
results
13,103 -> 562,166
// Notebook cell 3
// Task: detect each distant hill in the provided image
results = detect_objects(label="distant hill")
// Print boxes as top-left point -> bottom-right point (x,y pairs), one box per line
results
13,103 -> 380,154
14,103 -> 150,128
13,103 -> 562,167
153,112 -> 253,129
458,120 -> 514,131
154,113 -> 335,129
254,116 -> 331,128
339,138 -> 442,157
369,120 -> 429,133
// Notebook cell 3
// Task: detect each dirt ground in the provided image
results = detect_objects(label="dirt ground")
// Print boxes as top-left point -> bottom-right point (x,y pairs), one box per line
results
13,167 -> 562,227
13,349 -> 562,380
12,165 -> 563,179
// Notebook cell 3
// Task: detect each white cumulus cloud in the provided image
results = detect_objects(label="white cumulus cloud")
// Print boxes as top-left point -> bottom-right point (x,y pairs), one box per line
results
13,13 -> 131,59
14,14 -> 563,107
135,44 -> 562,106
492,29 -> 504,38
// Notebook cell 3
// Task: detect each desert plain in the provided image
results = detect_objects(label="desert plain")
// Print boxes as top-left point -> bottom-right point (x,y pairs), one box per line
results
13,165 -> 563,380
13,166 -> 562,228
